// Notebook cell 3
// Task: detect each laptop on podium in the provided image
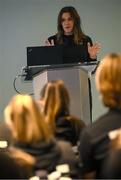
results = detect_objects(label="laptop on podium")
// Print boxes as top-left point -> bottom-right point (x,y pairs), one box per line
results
26,45 -> 89,79
27,45 -> 88,67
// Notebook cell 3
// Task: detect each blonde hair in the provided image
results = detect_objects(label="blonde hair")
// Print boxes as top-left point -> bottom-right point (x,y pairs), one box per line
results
43,80 -> 70,132
95,53 -> 121,108
4,94 -> 53,143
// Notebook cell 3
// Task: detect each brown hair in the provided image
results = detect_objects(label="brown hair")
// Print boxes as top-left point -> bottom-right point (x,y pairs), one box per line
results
96,53 -> 121,108
42,80 -> 70,132
4,94 -> 53,143
57,6 -> 85,44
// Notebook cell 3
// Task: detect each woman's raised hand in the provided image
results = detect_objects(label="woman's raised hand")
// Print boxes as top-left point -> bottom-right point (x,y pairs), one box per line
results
45,39 -> 54,46
88,42 -> 101,59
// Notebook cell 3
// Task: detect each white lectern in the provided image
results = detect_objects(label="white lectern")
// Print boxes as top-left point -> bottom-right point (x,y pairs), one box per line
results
32,63 -> 97,124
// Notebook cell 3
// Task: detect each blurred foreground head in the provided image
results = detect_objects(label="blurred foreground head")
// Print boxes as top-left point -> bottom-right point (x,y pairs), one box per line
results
4,94 -> 53,144
95,53 -> 121,109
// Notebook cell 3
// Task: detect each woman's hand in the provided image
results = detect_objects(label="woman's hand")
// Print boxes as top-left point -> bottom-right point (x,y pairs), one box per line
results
88,42 -> 101,59
45,39 -> 54,46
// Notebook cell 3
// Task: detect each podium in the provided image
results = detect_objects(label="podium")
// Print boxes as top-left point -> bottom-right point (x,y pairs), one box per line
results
30,62 -> 98,124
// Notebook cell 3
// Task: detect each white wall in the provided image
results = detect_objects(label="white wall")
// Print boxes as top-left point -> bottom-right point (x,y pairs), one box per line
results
0,0 -> 121,121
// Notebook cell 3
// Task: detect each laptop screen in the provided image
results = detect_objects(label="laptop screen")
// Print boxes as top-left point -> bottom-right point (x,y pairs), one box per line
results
27,46 -> 63,67
26,45 -> 88,67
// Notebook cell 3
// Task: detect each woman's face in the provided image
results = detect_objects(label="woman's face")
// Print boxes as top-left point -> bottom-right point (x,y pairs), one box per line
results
61,12 -> 74,35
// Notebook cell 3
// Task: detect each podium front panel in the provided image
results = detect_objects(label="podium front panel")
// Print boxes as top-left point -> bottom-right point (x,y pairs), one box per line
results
33,66 -> 91,124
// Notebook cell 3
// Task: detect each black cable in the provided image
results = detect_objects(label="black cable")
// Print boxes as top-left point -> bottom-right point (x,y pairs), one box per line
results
13,74 -> 34,95
13,75 -> 21,94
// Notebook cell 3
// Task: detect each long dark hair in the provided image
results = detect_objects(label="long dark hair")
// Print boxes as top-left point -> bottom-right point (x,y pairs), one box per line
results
57,6 -> 85,44
42,80 -> 70,132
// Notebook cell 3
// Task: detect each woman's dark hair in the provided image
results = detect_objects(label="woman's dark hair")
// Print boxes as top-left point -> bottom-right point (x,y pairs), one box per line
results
57,6 -> 85,44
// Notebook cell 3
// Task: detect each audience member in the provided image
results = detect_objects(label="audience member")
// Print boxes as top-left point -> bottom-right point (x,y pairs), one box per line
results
4,94 -> 81,179
39,80 -> 86,146
78,53 -> 121,179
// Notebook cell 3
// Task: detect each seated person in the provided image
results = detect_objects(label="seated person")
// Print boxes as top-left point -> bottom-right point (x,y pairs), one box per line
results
39,80 -> 86,146
4,94 -> 81,179
78,53 -> 121,179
